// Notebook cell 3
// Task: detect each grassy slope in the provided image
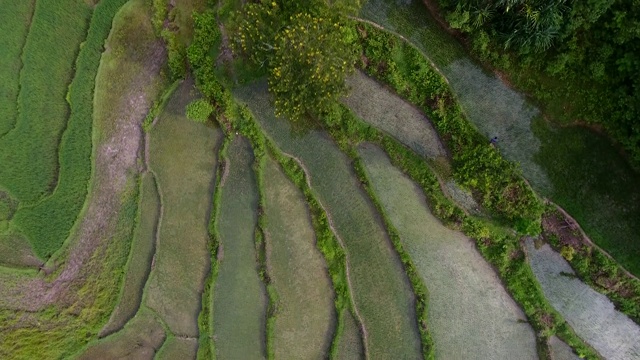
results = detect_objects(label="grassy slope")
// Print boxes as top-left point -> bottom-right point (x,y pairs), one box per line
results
235,83 -> 422,359
525,238 -> 640,359
262,157 -> 335,359
76,307 -> 166,360
359,143 -> 538,359
0,0 -> 91,205
0,0 -> 163,357
360,0 -> 640,276
213,136 -> 267,359
100,172 -> 161,336
144,80 -> 222,337
0,0 -> 35,136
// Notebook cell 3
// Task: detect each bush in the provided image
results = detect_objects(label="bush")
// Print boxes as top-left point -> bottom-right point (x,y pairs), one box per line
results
186,99 -> 214,123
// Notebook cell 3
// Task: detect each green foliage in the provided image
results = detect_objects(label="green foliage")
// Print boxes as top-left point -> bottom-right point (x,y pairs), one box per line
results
438,0 -> 640,168
356,23 -> 542,233
12,0 -> 130,258
234,1 -> 358,122
186,99 -> 215,122
151,0 -> 168,35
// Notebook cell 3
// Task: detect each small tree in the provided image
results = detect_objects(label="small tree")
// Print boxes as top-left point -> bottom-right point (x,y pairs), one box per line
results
186,99 -> 214,123
235,1 -> 357,123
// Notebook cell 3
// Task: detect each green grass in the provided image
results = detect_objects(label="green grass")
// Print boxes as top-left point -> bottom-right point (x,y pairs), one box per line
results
0,0 -> 91,205
100,172 -> 161,337
235,82 -> 422,359
525,238 -> 640,359
358,143 -> 538,359
144,80 -> 222,337
360,0 -> 640,276
212,136 -> 267,359
0,0 -> 35,136
532,119 -> 640,276
261,157 -> 335,359
9,0 -> 134,259
76,307 -> 166,359
344,71 -> 446,161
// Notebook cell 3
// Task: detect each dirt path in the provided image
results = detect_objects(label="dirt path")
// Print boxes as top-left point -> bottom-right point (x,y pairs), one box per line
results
279,151 -> 370,360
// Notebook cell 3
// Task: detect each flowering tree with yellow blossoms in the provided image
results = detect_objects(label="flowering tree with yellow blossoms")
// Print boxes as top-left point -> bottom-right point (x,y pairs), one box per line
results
235,1 -> 358,123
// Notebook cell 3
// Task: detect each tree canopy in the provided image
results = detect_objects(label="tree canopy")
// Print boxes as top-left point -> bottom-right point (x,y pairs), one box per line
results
234,0 -> 358,123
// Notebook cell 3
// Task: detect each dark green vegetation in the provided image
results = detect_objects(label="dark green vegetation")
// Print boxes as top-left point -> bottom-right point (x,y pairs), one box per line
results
355,22 -> 542,233
359,0 -> 640,278
438,0 -> 640,167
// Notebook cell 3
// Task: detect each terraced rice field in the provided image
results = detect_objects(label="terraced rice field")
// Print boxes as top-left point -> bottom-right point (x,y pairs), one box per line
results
213,136 -> 267,359
344,71 -> 446,160
145,80 -> 222,338
100,169 -> 160,337
262,157 -> 335,359
236,82 -> 422,359
0,0 -> 35,136
0,0 -> 162,356
359,0 -> 640,276
525,238 -> 640,359
359,143 -> 537,359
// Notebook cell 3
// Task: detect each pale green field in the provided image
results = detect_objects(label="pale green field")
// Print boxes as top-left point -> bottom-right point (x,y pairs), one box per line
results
549,336 -> 580,360
359,143 -> 538,359
344,71 -> 445,160
525,238 -> 640,359
335,310 -> 365,360
262,157 -> 335,359
145,79 -> 223,337
100,172 -> 160,336
235,83 -> 422,359
77,307 -> 166,360
213,136 -> 267,359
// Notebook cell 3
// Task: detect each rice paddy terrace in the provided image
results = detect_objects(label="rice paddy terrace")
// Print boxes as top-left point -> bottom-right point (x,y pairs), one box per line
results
0,0 -> 639,359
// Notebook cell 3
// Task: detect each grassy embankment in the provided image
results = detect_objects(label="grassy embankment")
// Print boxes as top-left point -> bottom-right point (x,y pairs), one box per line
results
0,0 -> 35,136
0,0 -> 164,357
358,143 -> 537,359
99,172 -> 160,336
144,79 -> 222,343
260,156 -> 336,359
212,136 -> 267,359
359,0 -> 640,278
